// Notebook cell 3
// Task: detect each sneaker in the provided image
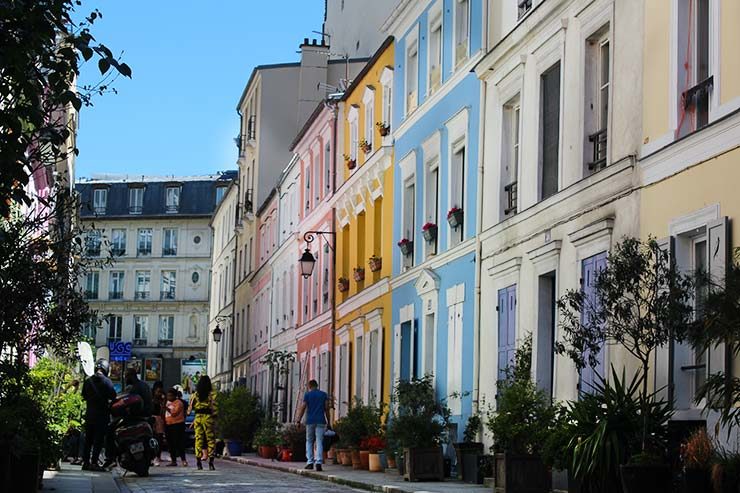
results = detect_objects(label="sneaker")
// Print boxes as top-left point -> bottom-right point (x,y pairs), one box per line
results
181,460 -> 189,467
304,463 -> 314,470
315,464 -> 323,472
153,458 -> 161,467
101,459 -> 115,469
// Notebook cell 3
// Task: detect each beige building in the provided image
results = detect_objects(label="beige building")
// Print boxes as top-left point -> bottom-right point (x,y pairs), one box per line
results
76,172 -> 236,389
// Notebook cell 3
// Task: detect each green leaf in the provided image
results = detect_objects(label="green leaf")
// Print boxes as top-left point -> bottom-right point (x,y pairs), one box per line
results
118,63 -> 132,78
80,46 -> 93,61
98,58 -> 110,75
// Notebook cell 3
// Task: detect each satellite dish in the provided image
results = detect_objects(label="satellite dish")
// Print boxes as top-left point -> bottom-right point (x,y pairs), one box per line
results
78,341 -> 95,377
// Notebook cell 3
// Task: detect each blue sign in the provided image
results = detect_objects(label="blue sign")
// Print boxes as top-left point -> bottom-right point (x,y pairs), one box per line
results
109,341 -> 132,361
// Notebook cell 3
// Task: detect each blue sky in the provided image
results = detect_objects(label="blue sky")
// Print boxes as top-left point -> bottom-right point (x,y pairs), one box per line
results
75,1 -> 325,179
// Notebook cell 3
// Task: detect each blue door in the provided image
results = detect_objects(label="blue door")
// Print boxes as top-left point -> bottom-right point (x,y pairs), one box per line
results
579,252 -> 607,394
400,321 -> 412,381
497,285 -> 517,382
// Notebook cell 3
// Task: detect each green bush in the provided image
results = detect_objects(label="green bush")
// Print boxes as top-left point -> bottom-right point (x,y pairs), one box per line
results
216,387 -> 262,444
253,418 -> 282,448
335,398 -> 384,448
386,375 -> 449,450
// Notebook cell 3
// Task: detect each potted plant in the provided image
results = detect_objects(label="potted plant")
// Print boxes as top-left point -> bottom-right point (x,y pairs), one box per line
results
454,412 -> 484,483
254,418 -> 281,459
711,448 -> 740,493
556,238 -> 694,493
488,335 -> 556,493
343,154 -> 357,170
363,436 -> 387,472
359,139 -> 372,154
337,277 -> 350,293
368,255 -> 382,272
447,206 -> 463,229
376,121 -> 390,137
422,222 -> 438,243
332,416 -> 354,466
397,238 -> 413,256
353,267 -> 365,283
336,398 -> 384,470
280,423 -> 306,463
216,387 -> 262,457
386,375 -> 449,482
680,428 -> 713,493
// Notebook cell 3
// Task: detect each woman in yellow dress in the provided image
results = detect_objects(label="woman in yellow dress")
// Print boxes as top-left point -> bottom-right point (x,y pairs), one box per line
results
187,375 -> 217,470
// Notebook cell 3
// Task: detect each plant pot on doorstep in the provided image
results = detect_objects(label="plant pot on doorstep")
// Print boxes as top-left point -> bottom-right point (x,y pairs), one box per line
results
340,449 -> 353,466
683,468 -> 711,493
619,463 -> 672,493
403,446 -> 444,482
225,439 -> 243,456
368,453 -> 383,472
351,449 -> 362,469
454,442 -> 484,481
359,450 -> 370,470
259,445 -> 277,459
280,448 -> 292,462
493,453 -> 551,493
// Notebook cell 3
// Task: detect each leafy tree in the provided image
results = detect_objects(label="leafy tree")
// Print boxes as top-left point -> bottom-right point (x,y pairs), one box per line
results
555,237 -> 694,454
386,375 -> 450,450
0,0 -> 131,217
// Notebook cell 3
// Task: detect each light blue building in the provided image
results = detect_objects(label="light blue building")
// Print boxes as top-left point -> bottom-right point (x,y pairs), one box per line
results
384,0 -> 485,437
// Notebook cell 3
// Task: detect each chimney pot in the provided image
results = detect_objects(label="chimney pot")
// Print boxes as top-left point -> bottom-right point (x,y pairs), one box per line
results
303,37 -> 309,45
312,39 -> 317,45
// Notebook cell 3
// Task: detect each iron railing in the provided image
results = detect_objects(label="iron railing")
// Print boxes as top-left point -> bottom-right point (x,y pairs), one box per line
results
587,129 -> 608,171
109,291 -> 124,300
160,290 -> 176,301
504,181 -> 518,216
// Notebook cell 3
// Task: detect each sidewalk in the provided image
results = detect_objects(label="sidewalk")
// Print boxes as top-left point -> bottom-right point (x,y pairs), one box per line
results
223,453 -> 491,493
41,462 -> 120,493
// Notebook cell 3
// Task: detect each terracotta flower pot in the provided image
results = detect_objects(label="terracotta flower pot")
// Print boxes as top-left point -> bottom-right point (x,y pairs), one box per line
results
351,449 -> 362,469
340,449 -> 353,466
369,453 -> 384,472
387,455 -> 397,469
359,450 -> 370,470
259,445 -> 277,459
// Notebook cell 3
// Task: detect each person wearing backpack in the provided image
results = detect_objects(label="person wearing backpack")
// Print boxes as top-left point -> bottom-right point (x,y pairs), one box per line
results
81,359 -> 116,471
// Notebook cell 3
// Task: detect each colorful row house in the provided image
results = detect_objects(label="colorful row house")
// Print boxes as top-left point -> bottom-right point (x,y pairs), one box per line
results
331,37 -> 396,415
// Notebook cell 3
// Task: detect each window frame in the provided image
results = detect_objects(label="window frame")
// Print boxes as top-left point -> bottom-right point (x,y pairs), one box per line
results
427,4 -> 443,94
405,29 -> 419,116
165,186 -> 181,213
453,0 -> 470,68
93,188 -> 108,214
128,187 -> 144,214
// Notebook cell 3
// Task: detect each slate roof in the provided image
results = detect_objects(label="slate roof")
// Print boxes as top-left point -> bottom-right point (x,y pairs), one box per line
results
76,171 -> 237,219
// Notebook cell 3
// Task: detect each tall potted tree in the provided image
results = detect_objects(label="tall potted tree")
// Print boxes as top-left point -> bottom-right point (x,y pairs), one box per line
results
556,237 -> 694,493
386,375 -> 449,482
254,418 -> 281,459
216,387 -> 262,456
454,412 -> 484,483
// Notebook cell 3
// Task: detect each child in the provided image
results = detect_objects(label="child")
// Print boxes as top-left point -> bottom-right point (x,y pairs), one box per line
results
165,387 -> 187,467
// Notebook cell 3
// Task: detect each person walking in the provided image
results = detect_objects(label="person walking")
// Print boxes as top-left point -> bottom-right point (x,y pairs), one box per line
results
295,379 -> 329,472
165,387 -> 188,467
81,359 -> 116,471
151,381 -> 166,466
187,375 -> 217,470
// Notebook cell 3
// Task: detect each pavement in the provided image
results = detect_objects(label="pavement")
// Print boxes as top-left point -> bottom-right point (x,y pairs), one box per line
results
41,462 -> 120,493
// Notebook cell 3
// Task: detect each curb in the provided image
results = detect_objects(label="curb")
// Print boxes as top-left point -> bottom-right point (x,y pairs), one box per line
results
222,456 -> 413,493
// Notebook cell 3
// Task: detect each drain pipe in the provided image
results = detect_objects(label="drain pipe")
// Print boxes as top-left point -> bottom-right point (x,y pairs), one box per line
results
472,74 -> 486,424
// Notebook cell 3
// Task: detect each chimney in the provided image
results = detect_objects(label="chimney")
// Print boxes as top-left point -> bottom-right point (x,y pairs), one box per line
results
297,37 -> 330,127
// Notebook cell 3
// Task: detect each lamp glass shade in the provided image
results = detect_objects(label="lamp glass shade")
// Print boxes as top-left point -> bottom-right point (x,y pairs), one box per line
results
212,325 -> 223,343
299,249 -> 316,278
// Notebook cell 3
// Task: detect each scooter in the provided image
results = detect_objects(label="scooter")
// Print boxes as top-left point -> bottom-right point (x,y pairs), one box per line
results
109,394 -> 159,477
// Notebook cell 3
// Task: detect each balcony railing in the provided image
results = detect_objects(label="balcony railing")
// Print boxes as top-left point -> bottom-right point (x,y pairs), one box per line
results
504,181 -> 518,216
128,205 -> 143,214
683,75 -> 713,129
133,339 -> 148,346
160,290 -> 176,301
86,246 -> 101,257
158,339 -> 173,347
587,129 -> 608,171
134,291 -> 150,300
84,290 -> 98,300
518,0 -> 532,19
244,188 -> 254,214
93,206 -> 106,215
137,247 -> 152,257
247,114 -> 256,141
111,247 -> 126,257
165,204 -> 179,214
109,291 -> 124,300
162,247 -> 177,257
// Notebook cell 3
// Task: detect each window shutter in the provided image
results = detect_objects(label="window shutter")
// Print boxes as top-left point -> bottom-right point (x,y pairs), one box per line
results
541,63 -> 561,199
654,236 -> 675,405
706,217 -> 730,380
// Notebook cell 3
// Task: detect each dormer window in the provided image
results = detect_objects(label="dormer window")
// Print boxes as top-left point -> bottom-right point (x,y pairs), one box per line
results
93,188 -> 107,215
165,186 -> 180,213
215,186 -> 227,205
129,187 -> 144,214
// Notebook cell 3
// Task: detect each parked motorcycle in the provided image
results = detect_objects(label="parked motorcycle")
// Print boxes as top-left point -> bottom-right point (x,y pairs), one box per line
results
109,393 -> 159,477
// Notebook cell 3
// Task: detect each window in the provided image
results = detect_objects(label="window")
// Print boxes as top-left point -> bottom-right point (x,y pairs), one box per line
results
497,285 -> 517,384
163,228 -> 178,256
111,229 -> 126,256
349,113 -> 359,161
447,294 -> 464,414
518,0 -> 532,19
161,271 -> 176,300
406,38 -> 419,114
540,62 -> 561,200
502,96 -> 521,218
454,0 -> 470,67
86,231 -> 101,257
215,186 -> 227,205
678,0 -> 712,136
135,270 -> 151,300
82,321 -> 96,340
129,187 -> 144,214
322,244 -> 330,311
536,272 -> 556,400
450,143 -> 465,245
137,229 -> 152,256
584,29 -> 610,173
93,188 -> 107,214
364,91 -> 375,151
425,159 -> 439,256
158,315 -> 174,346
165,186 -> 180,213
429,14 -> 443,93
691,234 -> 709,401
355,334 -> 364,400
109,271 -> 124,300
107,315 -> 122,344
324,142 -> 332,192
134,316 -> 148,346
381,78 -> 393,129
84,272 -> 99,299
580,252 -> 607,394
402,179 -> 416,266
305,164 -> 312,210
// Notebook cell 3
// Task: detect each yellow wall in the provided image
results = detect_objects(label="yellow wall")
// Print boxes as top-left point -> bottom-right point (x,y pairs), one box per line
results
642,0 -> 671,145
721,0 -> 740,104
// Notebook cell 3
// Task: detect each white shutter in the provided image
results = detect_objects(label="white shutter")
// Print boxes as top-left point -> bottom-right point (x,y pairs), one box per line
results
654,236 -> 675,404
706,217 -> 730,379
392,324 -> 401,389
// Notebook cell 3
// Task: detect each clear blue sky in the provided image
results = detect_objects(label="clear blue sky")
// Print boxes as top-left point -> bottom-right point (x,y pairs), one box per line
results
75,1 -> 325,179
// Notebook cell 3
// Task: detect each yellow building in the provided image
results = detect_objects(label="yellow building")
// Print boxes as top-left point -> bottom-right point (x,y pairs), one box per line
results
330,37 -> 395,416
640,0 -> 740,444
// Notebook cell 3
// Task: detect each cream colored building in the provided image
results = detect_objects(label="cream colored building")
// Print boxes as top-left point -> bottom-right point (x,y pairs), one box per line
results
76,172 -> 236,389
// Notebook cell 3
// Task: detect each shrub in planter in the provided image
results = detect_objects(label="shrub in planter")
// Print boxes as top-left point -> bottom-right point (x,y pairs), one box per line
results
422,223 -> 438,243
680,428 -> 713,493
281,423 -> 306,463
454,413 -> 484,482
386,375 -> 449,481
254,418 -> 281,459
216,387 -> 262,455
711,448 -> 740,493
362,436 -> 386,472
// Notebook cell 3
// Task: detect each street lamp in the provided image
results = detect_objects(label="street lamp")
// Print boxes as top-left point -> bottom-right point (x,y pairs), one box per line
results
299,231 -> 335,280
212,325 -> 223,343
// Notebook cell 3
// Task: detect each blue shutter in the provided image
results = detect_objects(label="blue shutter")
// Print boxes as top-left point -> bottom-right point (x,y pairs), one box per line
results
400,321 -> 411,381
579,252 -> 607,394
497,285 -> 517,382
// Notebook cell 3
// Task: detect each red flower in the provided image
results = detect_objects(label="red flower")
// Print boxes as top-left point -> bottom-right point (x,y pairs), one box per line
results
447,206 -> 462,219
397,238 -> 411,246
422,222 -> 437,231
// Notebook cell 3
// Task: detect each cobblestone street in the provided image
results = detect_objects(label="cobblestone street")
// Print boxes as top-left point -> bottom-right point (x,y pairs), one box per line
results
117,455 -> 362,493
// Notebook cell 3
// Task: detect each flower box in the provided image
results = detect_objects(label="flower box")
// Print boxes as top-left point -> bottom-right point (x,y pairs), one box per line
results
447,207 -> 464,229
353,267 -> 365,282
376,121 -> 390,137
343,154 -> 357,170
422,223 -> 438,243
397,239 -> 413,256
360,139 -> 372,154
368,256 -> 382,272
338,277 -> 350,292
